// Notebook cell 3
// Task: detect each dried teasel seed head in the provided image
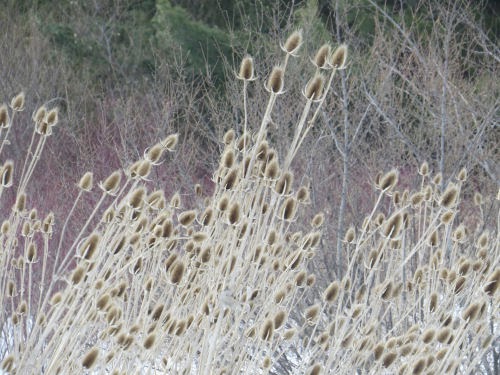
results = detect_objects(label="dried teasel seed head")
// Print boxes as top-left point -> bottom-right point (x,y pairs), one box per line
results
162,133 -> 179,151
170,260 -> 185,284
238,56 -> 255,81
304,303 -> 321,324
304,74 -> 324,100
178,210 -> 196,227
418,161 -> 429,176
264,159 -> 280,179
439,183 -> 459,209
422,328 -> 435,344
128,187 -> 146,210
0,104 -> 10,128
296,185 -> 310,203
146,143 -> 165,163
45,107 -> 58,127
436,327 -> 451,343
143,333 -> 156,349
1,354 -> 15,372
223,129 -> 235,145
484,268 -> 500,296
283,30 -> 303,55
260,318 -> 274,341
80,233 -> 101,260
383,211 -> 404,239
382,351 -> 397,368
344,226 -> 356,243
306,364 -> 323,375
314,44 -> 331,69
281,197 -> 297,221
378,169 -> 398,192
323,281 -> 340,304
78,172 -> 93,192
71,266 -> 86,284
275,171 -> 293,195
462,301 -> 481,322
456,167 -> 467,182
228,202 -> 241,225
82,347 -> 99,369
14,193 -> 26,212
473,192 -> 483,206
331,44 -> 348,69
266,66 -> 285,94
11,92 -> 25,111
1,160 -> 14,187
274,310 -> 287,330
100,170 -> 121,194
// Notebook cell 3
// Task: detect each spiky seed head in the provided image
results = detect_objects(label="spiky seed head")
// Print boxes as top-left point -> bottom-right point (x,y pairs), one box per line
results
1,160 -> 14,187
457,167 -> 467,182
331,44 -> 348,69
304,74 -> 324,100
267,66 -> 285,94
323,281 -> 340,304
373,343 -> 385,361
264,159 -> 280,179
429,292 -> 438,312
432,173 -> 442,186
78,172 -> 93,192
382,351 -> 397,368
436,327 -> 451,343
281,197 -> 297,221
146,143 -> 164,163
418,161 -> 429,176
262,356 -> 271,369
307,364 -> 323,375
162,133 -> 179,151
71,266 -> 86,284
170,260 -> 185,284
128,187 -> 146,210
228,202 -> 241,225
221,148 -> 235,168
462,301 -> 481,322
260,318 -> 274,341
484,268 -> 500,296
422,328 -> 435,344
379,169 -> 398,192
100,171 -> 121,194
223,168 -> 239,190
411,358 -> 426,374
275,171 -> 293,195
11,92 -> 25,111
410,192 -> 425,207
427,230 -> 439,247
306,274 -> 316,286
440,211 -> 454,226
311,212 -> 324,228
305,303 -> 321,324
13,193 -> 26,213
178,210 -> 196,227
238,56 -> 255,81
274,310 -> 287,330
383,211 -> 404,239
143,333 -> 156,349
473,192 -> 483,206
45,107 -> 58,126
283,30 -> 303,55
314,44 -> 331,69
26,243 -> 37,262
440,183 -> 459,209
1,354 -> 15,372
344,226 -> 356,243
0,104 -> 10,128
82,347 -> 99,369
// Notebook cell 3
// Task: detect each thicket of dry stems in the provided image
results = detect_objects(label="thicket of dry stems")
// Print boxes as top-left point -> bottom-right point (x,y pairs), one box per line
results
0,33 -> 499,375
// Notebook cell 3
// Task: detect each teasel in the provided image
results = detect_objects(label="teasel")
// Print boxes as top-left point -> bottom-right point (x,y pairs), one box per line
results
456,167 -> 467,182
473,191 -> 483,206
418,161 -> 429,176
382,351 -> 397,368
100,170 -> 121,195
378,169 -> 398,192
282,30 -> 303,56
178,210 -> 196,227
169,260 -> 185,284
281,197 -> 297,221
429,292 -> 438,312
306,274 -> 316,286
82,347 -> 99,369
323,281 -> 340,304
439,183 -> 459,209
304,303 -> 321,324
331,44 -> 348,69
296,185 -> 310,203
483,268 -> 499,296
306,364 -> 323,375
383,211 -> 404,239
266,66 -> 285,94
161,133 -> 179,151
440,210 -> 455,226
1,160 -> 13,187
313,44 -> 331,69
228,201 -> 241,225
237,56 -> 255,81
304,74 -> 325,100
260,318 -> 275,341
274,310 -> 287,330
0,103 -> 9,128
80,233 -> 101,260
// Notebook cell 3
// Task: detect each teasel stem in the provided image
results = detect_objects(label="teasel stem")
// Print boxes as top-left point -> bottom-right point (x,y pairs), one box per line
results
0,111 -> 15,156
285,98 -> 313,169
289,69 -> 337,164
243,80 -> 249,154
54,189 -> 84,272
55,192 -> 108,275
18,135 -> 47,194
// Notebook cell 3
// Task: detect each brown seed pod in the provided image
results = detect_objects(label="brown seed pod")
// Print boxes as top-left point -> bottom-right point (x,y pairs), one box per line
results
260,318 -> 275,341
331,44 -> 348,69
266,66 -> 285,94
304,74 -> 324,100
238,56 -> 255,81
314,44 -> 331,69
82,347 -> 99,369
283,30 -> 303,55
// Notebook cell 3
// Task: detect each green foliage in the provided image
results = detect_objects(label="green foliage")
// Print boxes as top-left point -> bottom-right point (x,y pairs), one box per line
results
153,0 -> 233,81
